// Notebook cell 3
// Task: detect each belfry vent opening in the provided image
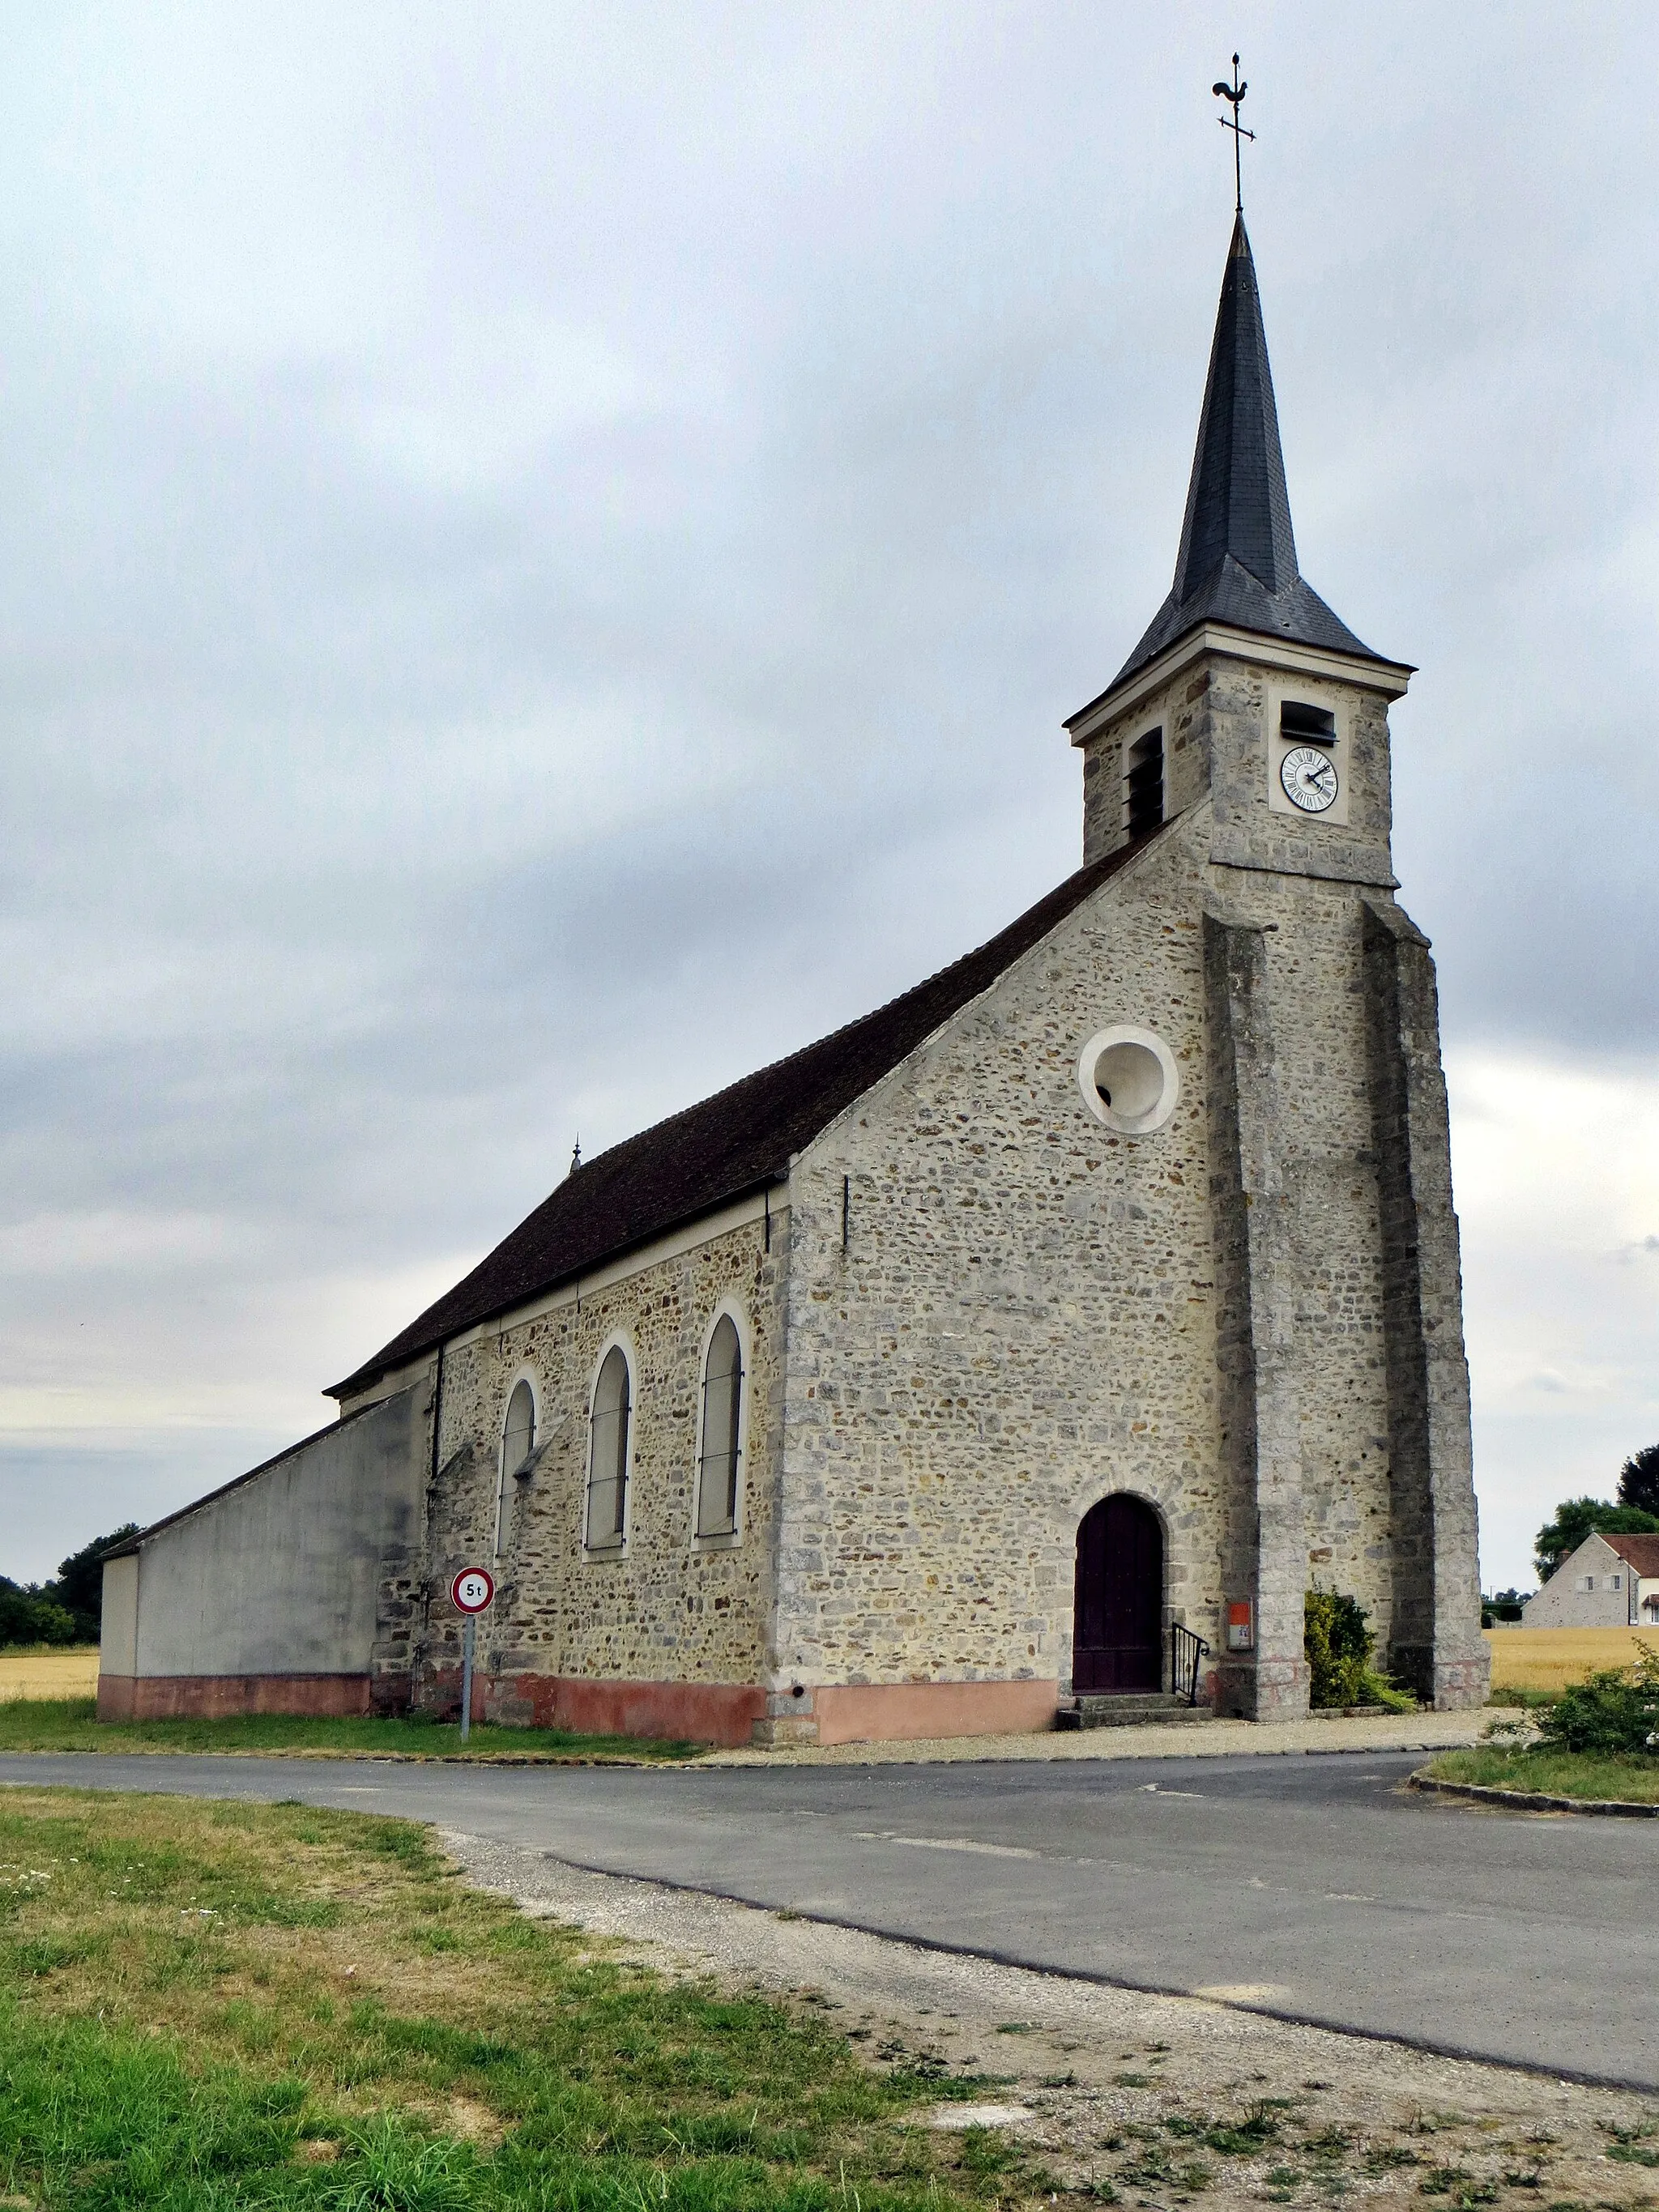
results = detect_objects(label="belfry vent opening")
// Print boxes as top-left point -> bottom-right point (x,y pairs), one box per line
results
1126,727 -> 1164,835
1280,699 -> 1336,744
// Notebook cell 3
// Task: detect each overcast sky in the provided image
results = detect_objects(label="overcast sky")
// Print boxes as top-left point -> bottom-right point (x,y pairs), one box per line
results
4,2 -> 1657,1597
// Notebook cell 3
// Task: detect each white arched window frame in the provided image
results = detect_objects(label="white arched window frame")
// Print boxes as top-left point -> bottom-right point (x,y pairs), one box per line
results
584,1335 -> 636,1554
495,1374 -> 538,1558
693,1301 -> 751,1547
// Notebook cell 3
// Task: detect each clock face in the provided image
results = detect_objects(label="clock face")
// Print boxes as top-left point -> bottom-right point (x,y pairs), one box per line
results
1279,744 -> 1339,814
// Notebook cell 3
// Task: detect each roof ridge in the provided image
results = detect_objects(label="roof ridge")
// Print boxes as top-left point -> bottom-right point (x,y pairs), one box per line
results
328,825 -> 1167,1398
571,835 -> 1148,1184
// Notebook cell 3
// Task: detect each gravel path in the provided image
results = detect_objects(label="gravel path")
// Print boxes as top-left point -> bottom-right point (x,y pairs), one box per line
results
447,1829 -> 1659,2207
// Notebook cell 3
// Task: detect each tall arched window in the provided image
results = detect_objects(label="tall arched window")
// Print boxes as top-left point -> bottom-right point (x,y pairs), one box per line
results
586,1345 -> 631,1549
496,1379 -> 535,1556
697,1315 -> 744,1538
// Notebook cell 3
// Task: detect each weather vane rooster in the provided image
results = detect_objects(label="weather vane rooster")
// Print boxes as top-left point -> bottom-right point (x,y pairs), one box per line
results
1213,54 -> 1254,214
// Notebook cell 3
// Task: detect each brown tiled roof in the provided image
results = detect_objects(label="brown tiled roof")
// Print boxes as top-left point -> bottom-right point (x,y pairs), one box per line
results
1601,1532 -> 1659,1577
329,830 -> 1160,1400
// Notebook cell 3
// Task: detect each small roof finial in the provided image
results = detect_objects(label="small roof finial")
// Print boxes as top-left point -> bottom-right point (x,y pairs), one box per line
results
569,1136 -> 582,1174
1212,53 -> 1254,216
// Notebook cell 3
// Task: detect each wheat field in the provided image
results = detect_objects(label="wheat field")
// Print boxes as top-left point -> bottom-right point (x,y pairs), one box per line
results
1482,1624 -> 1659,1690
0,1647 -> 100,1700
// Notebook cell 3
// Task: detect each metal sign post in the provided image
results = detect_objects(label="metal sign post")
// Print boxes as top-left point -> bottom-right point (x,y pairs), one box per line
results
450,1567 -> 495,1741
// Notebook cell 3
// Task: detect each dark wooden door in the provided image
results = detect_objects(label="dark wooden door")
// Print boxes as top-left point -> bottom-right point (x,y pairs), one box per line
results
1073,1494 -> 1162,1693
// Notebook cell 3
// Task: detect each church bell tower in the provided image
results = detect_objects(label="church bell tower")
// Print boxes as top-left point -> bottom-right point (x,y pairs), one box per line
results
1066,213 -> 1414,880
1063,211 -> 1489,1716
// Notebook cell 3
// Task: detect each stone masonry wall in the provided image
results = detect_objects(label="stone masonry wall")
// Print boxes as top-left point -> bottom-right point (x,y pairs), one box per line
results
1204,907 -> 1308,1719
1205,657 -> 1424,1684
771,650 -> 1475,1720
1363,898 -> 1490,1706
1081,667 -> 1213,863
775,812 -> 1227,1703
410,1213 -> 787,1712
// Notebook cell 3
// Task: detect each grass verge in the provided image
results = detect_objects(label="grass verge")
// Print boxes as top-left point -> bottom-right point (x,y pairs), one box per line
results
0,1785 -> 1002,2210
1427,1745 -> 1659,1804
1482,1686 -> 1558,1711
0,1698 -> 701,1763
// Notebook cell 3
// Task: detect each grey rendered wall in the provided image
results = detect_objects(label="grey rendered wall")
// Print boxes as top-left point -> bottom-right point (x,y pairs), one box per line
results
100,1554 -> 139,1675
129,1389 -> 424,1677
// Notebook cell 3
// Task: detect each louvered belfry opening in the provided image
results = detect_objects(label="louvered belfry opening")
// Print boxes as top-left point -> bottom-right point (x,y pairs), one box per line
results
1281,699 -> 1336,744
1126,726 -> 1164,837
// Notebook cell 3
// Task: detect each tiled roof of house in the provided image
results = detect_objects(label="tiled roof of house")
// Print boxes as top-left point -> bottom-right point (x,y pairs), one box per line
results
329,826 -> 1162,1400
1601,1531 -> 1659,1577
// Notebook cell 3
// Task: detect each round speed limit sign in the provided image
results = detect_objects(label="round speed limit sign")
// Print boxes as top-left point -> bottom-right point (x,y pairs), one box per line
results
450,1567 -> 494,1615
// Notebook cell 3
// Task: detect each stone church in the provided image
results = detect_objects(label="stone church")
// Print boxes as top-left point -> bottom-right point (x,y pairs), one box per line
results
99,217 -> 1490,1743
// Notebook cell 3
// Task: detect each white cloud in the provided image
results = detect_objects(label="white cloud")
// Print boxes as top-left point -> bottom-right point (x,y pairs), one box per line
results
1449,1049 -> 1659,1588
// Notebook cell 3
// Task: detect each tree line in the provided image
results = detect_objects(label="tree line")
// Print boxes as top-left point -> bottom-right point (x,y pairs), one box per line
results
0,1525 -> 139,1648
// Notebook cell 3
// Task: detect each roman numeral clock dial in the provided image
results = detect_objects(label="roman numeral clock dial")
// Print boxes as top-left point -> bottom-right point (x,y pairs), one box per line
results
1278,743 -> 1338,813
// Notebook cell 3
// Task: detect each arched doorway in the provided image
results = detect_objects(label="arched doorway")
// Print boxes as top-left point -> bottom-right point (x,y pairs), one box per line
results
1073,1494 -> 1163,1694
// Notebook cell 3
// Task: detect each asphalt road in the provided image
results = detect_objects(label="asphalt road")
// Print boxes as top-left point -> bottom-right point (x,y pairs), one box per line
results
2,1749 -> 1653,2090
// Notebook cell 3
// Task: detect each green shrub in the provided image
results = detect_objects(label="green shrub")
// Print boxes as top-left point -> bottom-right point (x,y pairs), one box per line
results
1303,1589 -> 1416,1711
1531,1644 -> 1659,1757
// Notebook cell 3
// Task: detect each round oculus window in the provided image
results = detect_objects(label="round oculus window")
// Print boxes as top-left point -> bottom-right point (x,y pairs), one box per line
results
1077,1025 -> 1180,1135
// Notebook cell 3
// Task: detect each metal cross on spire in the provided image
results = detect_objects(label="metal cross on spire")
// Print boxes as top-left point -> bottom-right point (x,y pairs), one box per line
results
1212,54 -> 1254,215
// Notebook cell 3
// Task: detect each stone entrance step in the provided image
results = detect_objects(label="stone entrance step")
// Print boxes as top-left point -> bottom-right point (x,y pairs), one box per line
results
1056,1693 -> 1214,1730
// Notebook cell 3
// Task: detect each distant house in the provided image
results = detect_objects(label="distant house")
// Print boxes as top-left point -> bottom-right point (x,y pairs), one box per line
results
1523,1532 -> 1659,1629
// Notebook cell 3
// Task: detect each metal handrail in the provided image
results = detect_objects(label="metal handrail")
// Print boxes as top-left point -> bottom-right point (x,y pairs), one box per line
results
1171,1622 -> 1212,1707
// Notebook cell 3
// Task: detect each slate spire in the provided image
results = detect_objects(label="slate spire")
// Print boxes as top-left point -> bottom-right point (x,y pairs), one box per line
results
1107,216 -> 1388,692
1174,214 -> 1296,601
